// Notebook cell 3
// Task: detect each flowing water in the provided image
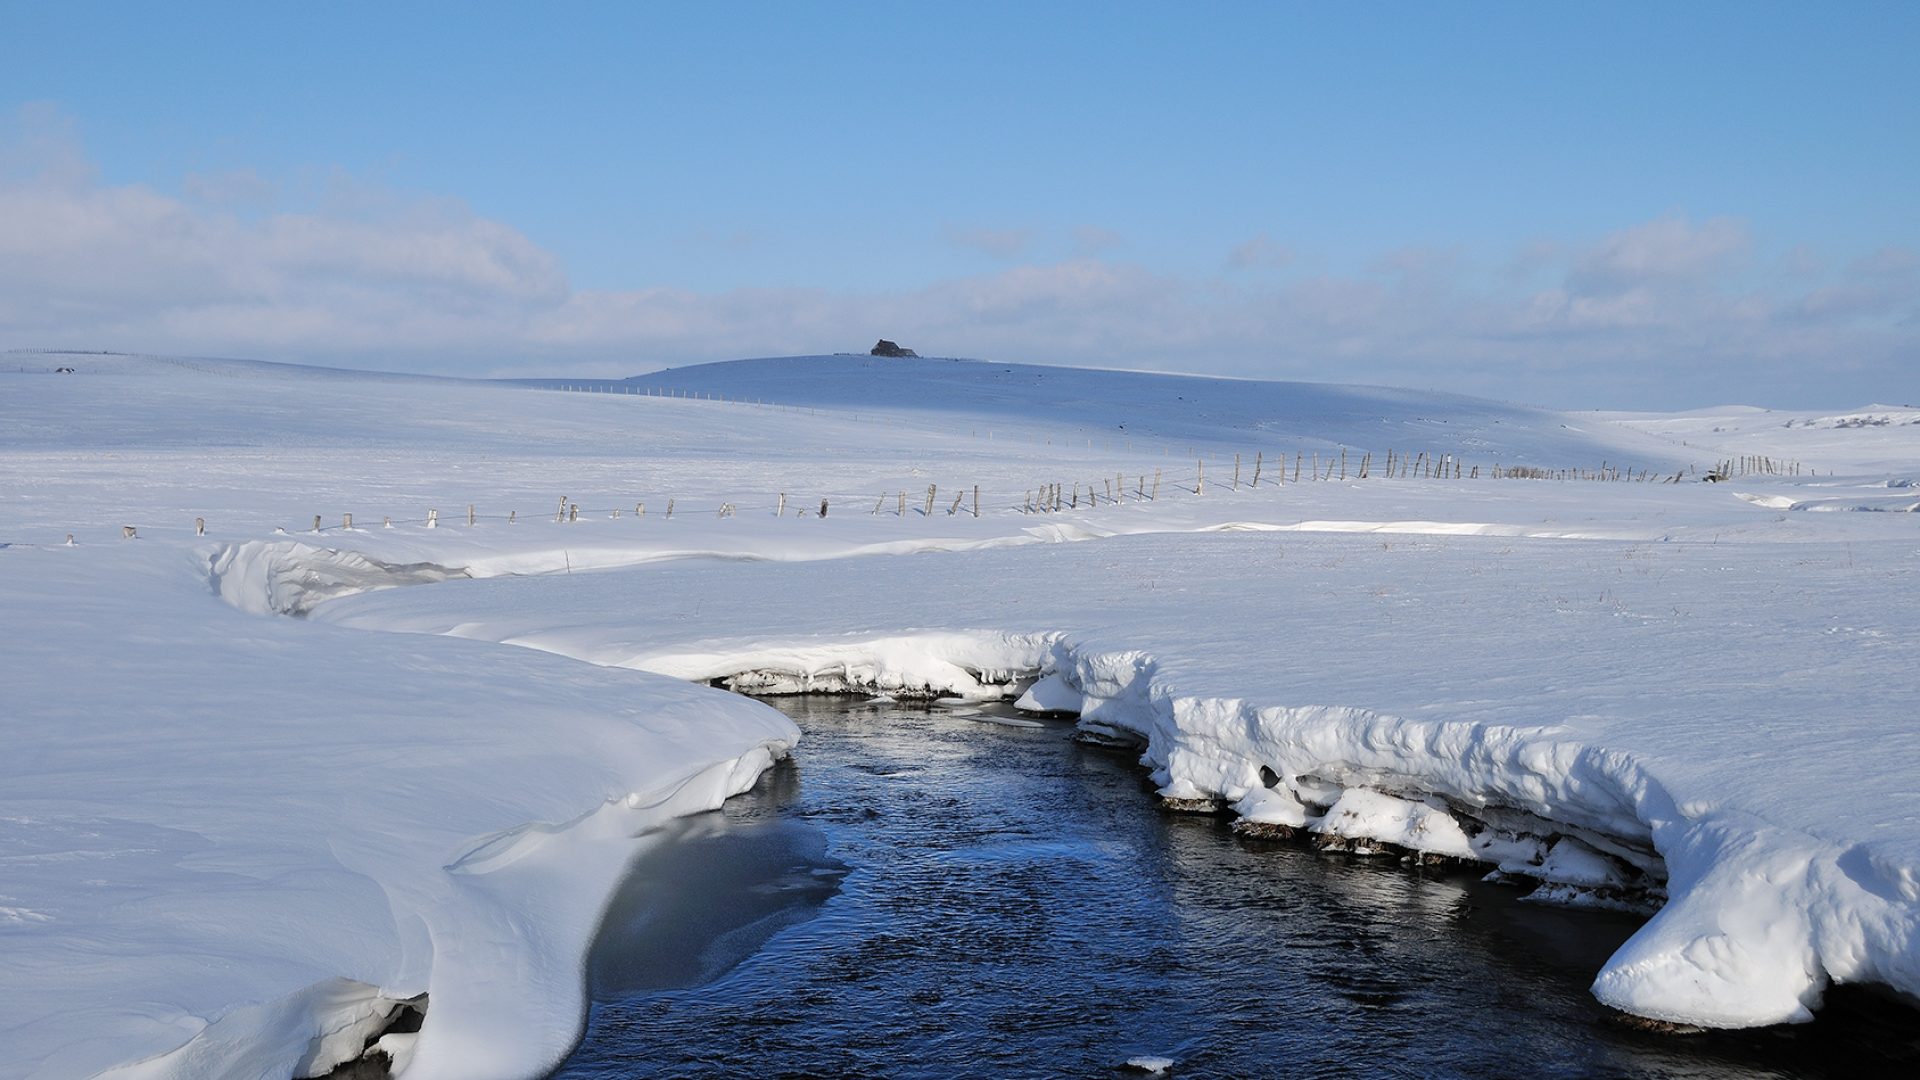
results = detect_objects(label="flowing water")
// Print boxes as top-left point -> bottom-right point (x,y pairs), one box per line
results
556,696 -> 1920,1079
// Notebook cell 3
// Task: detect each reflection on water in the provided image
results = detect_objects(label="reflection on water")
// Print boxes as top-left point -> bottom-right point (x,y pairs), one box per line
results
558,697 -> 1920,1079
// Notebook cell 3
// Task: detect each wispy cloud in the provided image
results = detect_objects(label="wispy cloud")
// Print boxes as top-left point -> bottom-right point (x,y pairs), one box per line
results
944,225 -> 1033,259
2,110 -> 1912,410
1225,233 -> 1291,271
1568,215 -> 1750,293
181,168 -> 278,207
1070,225 -> 1124,256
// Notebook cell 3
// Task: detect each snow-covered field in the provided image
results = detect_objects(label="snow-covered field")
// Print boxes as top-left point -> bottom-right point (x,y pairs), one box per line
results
2,351 -> 1916,1078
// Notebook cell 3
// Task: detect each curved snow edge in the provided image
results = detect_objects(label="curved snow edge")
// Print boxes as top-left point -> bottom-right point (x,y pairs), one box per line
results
90,742 -> 790,1080
632,632 -> 1920,1031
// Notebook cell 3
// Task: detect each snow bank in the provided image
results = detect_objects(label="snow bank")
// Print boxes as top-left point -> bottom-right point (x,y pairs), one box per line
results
209,539 -> 468,616
0,542 -> 796,1080
320,520 -> 1920,1033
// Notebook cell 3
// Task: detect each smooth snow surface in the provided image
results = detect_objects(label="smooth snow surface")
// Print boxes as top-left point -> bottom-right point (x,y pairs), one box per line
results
3,351 -> 1918,1077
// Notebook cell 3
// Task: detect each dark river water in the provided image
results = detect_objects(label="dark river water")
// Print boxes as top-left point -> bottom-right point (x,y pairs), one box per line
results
554,696 -> 1919,1079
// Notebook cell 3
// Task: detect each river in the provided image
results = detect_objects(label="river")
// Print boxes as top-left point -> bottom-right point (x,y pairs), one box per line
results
556,696 -> 1918,1079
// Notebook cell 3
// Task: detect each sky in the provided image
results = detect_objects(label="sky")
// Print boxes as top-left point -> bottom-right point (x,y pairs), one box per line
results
2,1 -> 1915,410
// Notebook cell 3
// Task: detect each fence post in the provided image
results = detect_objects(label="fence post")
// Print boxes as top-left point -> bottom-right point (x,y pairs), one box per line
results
195,517 -> 205,536
427,509 -> 438,529
973,485 -> 980,518
468,505 -> 476,527
312,515 -> 322,533
343,513 -> 352,531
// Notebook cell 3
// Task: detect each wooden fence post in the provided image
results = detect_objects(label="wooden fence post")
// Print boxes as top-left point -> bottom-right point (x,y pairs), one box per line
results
312,515 -> 322,533
343,513 -> 353,530
973,485 -> 980,518
195,517 -> 205,536
1251,452 -> 1262,487
427,509 -> 438,528
468,505 -> 476,527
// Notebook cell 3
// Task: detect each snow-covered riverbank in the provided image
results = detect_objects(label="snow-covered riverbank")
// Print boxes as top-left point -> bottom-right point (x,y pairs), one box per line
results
3,352 -> 1916,1077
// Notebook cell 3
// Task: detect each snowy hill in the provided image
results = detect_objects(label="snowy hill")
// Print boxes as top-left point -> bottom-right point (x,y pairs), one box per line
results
520,353 -> 1692,471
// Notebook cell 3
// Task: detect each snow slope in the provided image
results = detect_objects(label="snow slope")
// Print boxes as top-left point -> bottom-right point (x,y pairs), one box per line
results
2,351 -> 1917,1077
1604,401 -> 1920,477
522,353 -> 1690,470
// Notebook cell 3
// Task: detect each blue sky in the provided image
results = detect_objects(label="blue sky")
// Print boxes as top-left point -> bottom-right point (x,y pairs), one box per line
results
3,2 -> 1915,408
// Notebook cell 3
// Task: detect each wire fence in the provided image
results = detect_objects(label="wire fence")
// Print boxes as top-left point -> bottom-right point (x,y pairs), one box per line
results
48,442 -> 1798,550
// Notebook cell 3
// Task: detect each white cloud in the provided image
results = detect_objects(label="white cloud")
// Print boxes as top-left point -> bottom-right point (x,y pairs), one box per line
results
1569,215 -> 1750,293
181,168 -> 277,206
1,109 -> 1912,410
1070,225 -> 1124,256
1225,233 -> 1291,270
